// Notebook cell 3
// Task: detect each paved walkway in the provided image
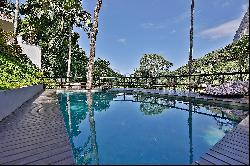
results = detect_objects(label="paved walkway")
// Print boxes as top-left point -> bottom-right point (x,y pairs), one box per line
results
0,90 -> 74,165
194,116 -> 249,165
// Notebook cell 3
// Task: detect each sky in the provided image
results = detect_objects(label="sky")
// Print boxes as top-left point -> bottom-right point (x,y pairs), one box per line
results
18,0 -> 249,75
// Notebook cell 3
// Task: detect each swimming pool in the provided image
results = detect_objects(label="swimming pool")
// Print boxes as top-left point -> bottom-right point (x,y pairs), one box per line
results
58,91 -> 240,165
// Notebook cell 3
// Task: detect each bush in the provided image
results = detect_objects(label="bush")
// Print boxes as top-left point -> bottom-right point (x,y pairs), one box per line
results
0,28 -> 43,90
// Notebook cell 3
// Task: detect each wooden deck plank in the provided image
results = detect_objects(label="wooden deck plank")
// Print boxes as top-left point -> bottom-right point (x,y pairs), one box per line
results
0,130 -> 67,148
195,158 -> 215,165
213,143 -> 249,159
52,156 -> 75,165
0,90 -> 74,165
4,146 -> 72,165
0,124 -> 66,138
196,116 -> 249,165
201,154 -> 229,165
211,148 -> 249,165
206,150 -> 245,165
0,139 -> 69,156
215,141 -> 249,154
26,150 -> 73,165
0,133 -> 67,152
0,141 -> 70,163
0,128 -> 67,143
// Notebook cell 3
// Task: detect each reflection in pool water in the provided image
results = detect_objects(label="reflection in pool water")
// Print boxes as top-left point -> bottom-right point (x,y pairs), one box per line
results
58,91 -> 238,165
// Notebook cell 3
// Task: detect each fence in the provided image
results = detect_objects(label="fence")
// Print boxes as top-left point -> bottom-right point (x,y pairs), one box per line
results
96,71 -> 249,91
42,71 -> 249,91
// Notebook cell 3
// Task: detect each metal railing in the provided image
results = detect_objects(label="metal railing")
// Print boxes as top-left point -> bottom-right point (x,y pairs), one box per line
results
96,71 -> 249,91
41,71 -> 249,91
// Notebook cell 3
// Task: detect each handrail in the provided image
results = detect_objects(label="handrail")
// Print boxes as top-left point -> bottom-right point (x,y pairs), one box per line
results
40,71 -> 249,90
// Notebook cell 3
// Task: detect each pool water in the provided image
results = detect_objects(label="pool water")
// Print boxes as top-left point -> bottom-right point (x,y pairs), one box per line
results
58,91 -> 238,165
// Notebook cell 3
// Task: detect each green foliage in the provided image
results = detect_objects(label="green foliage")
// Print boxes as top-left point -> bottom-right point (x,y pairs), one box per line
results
133,54 -> 173,77
0,53 -> 43,90
0,0 -> 15,17
18,0 -> 119,81
94,58 -> 121,78
173,36 -> 249,76
0,29 -> 43,90
170,35 -> 249,86
19,0 -> 91,78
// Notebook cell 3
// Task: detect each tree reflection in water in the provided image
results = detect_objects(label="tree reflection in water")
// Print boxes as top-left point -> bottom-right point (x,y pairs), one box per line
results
59,92 -> 238,165
59,92 -> 118,165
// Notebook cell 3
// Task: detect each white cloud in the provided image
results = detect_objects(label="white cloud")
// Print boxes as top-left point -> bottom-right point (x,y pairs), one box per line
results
199,3 -> 248,40
141,22 -> 165,29
199,18 -> 241,39
117,38 -> 127,45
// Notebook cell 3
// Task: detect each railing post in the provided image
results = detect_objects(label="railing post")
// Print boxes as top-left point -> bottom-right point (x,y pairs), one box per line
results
123,77 -> 125,88
174,76 -> 177,91
240,72 -> 243,81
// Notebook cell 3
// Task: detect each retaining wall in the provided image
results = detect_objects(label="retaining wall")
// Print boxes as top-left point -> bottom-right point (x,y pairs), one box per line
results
0,85 -> 44,121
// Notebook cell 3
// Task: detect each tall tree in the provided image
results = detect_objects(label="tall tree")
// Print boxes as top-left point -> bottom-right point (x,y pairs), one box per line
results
13,0 -> 19,43
67,26 -> 72,83
86,0 -> 103,90
188,0 -> 195,91
134,54 -> 173,77
20,0 -> 91,78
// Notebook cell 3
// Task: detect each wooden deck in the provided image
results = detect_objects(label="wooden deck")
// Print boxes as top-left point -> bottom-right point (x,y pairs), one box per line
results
194,115 -> 249,165
0,90 -> 74,165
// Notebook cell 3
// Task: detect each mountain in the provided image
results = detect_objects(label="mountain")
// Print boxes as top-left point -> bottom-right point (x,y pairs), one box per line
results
234,8 -> 249,41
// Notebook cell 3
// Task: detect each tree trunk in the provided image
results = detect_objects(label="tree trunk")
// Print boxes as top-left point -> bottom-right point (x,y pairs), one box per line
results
188,0 -> 195,91
87,91 -> 99,164
188,103 -> 193,164
86,0 -> 102,90
14,0 -> 19,44
67,26 -> 72,85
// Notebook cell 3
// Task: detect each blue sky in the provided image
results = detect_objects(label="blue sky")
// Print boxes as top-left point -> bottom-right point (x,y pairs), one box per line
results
19,0 -> 249,75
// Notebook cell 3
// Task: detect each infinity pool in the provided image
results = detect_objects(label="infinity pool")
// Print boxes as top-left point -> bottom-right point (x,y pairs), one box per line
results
58,91 -> 239,165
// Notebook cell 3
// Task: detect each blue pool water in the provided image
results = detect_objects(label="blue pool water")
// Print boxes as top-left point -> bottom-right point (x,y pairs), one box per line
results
58,91 -> 239,165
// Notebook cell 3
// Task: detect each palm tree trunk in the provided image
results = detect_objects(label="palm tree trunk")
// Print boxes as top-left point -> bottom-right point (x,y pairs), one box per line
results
67,26 -> 72,85
86,0 -> 102,90
188,0 -> 195,91
14,0 -> 19,44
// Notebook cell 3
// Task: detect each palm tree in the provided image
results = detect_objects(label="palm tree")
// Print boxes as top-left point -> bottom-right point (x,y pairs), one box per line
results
188,0 -> 195,91
86,0 -> 103,90
64,0 -> 91,85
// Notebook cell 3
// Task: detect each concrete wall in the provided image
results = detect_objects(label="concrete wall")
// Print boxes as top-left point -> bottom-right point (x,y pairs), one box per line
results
17,36 -> 42,69
0,85 -> 44,121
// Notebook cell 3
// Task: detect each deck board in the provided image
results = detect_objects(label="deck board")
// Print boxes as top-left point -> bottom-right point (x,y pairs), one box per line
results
0,90 -> 74,165
195,116 -> 249,165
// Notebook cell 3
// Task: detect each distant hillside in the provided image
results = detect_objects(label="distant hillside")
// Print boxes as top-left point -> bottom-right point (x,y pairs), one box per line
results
172,35 -> 249,76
